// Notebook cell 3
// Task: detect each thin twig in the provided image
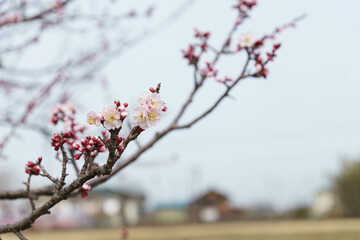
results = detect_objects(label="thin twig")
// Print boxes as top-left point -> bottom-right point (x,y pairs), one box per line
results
58,144 -> 69,191
25,174 -> 36,212
38,165 -> 58,184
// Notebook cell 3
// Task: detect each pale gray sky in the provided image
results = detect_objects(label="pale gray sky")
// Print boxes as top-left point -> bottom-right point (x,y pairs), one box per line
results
2,0 -> 360,211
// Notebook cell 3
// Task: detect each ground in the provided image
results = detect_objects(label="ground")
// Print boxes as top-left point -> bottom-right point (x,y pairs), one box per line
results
2,219 -> 360,240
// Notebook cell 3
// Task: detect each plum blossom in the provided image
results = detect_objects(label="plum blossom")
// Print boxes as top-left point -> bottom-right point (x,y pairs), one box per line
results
132,92 -> 166,130
102,104 -> 121,130
132,105 -> 161,129
238,32 -> 257,48
86,100 -> 128,130
138,92 -> 166,111
87,111 -> 101,126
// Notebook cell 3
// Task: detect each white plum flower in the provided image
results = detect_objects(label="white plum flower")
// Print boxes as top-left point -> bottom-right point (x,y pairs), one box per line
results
132,105 -> 162,130
102,104 -> 121,130
87,111 -> 101,127
132,92 -> 166,130
238,32 -> 257,48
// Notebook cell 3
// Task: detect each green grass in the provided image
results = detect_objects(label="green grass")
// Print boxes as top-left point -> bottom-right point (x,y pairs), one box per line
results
2,219 -> 360,240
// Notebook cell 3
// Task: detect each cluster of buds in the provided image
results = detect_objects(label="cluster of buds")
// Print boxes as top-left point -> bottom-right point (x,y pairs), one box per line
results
233,0 -> 257,25
182,44 -> 199,65
201,61 -> 218,78
73,135 -> 105,160
87,100 -> 128,130
266,43 -> 281,61
252,42 -> 281,79
194,28 -> 210,51
25,157 -> 42,175
132,88 -> 167,130
194,28 -> 210,39
50,102 -> 87,150
50,102 -> 76,125
182,28 -> 211,65
233,0 -> 257,13
51,132 -> 72,151
253,52 -> 269,78
80,183 -> 91,199
63,117 -> 87,149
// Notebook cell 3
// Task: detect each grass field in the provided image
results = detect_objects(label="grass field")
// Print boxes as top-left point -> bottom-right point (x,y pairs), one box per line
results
2,219 -> 360,240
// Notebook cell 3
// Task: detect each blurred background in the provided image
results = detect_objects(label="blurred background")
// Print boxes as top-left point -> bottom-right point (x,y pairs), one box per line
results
1,0 -> 360,239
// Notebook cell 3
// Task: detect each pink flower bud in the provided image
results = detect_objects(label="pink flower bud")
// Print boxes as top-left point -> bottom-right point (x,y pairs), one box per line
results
33,166 -> 41,175
81,139 -> 87,146
123,102 -> 128,108
118,105 -> 125,112
38,156 -> 42,163
88,140 -> 94,145
120,111 -> 128,118
74,153 -> 82,160
98,147 -> 106,152
26,161 -> 35,167
117,145 -> 124,152
86,145 -> 92,150
149,87 -> 155,93
273,42 -> 281,50
73,143 -> 80,150
63,132 -> 71,138
114,99 -> 121,106
101,130 -> 107,136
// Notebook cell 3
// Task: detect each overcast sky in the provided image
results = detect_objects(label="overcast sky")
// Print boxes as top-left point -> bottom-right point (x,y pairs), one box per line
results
2,0 -> 360,211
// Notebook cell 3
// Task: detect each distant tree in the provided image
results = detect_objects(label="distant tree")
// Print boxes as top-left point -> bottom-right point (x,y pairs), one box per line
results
334,159 -> 360,217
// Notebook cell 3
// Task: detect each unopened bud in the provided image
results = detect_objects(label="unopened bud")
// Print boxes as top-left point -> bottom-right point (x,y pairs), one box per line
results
114,99 -> 121,106
120,111 -> 128,118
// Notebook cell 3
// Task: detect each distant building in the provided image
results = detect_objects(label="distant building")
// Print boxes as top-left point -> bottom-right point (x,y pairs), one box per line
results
188,190 -> 245,222
152,203 -> 188,224
32,188 -> 145,230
